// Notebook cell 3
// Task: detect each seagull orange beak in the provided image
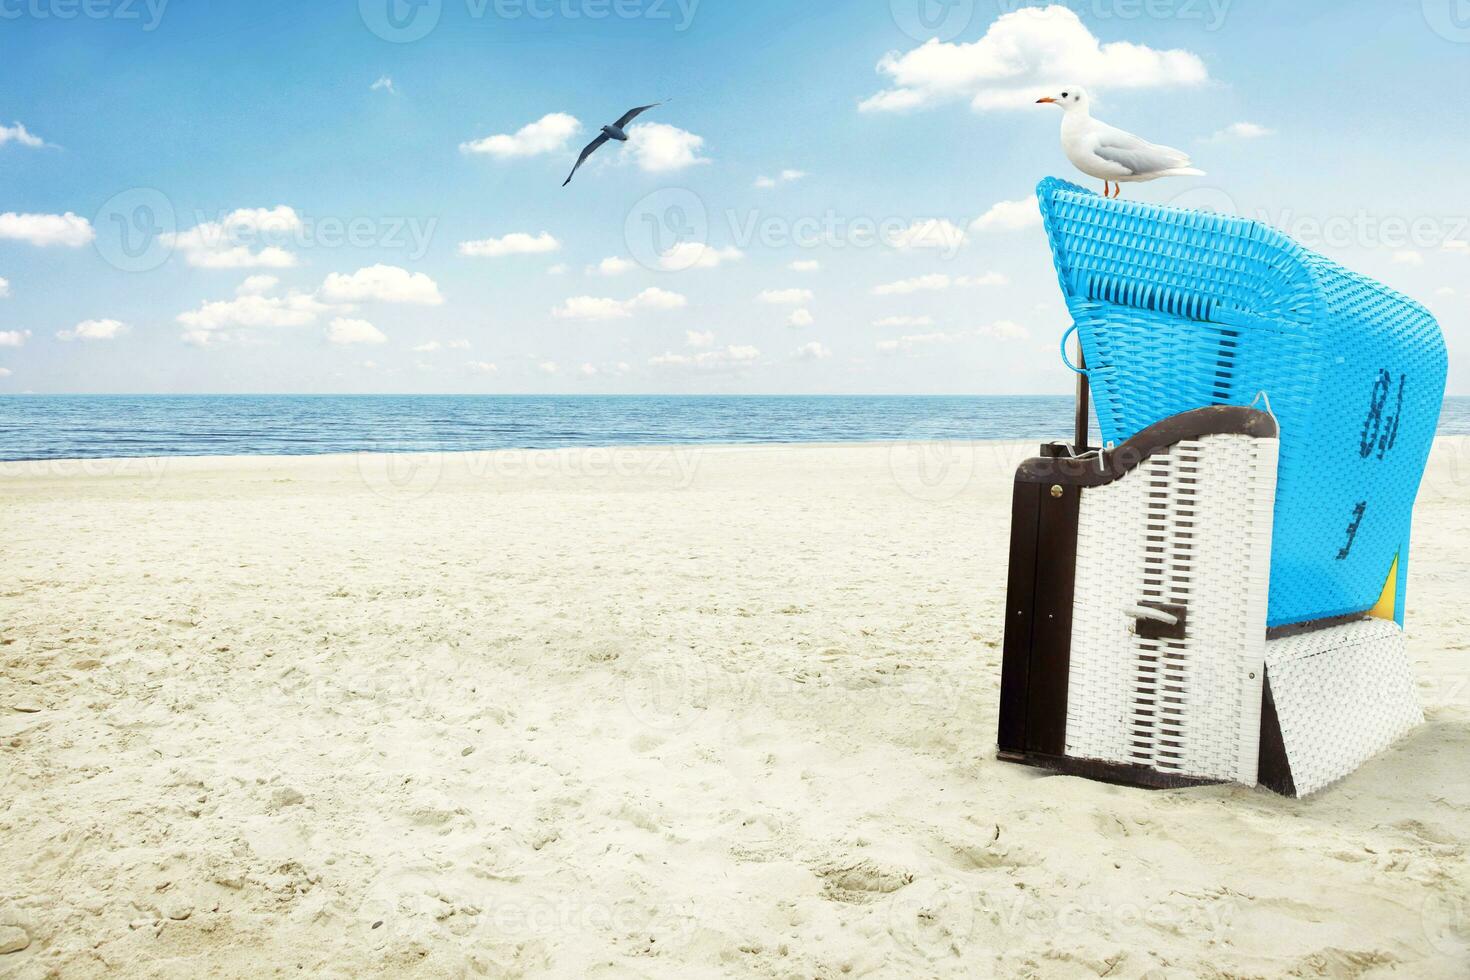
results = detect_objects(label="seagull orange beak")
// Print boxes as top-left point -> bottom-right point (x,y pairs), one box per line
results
1036,97 -> 1057,104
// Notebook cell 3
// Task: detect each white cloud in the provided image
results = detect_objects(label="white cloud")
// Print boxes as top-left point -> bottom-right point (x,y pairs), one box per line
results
0,122 -> 45,148
178,291 -> 328,331
871,272 -> 1005,296
0,368 -> 10,378
795,341 -> 830,360
884,218 -> 968,251
538,361 -> 559,374
458,231 -> 560,258
0,276 -> 8,298
685,329 -> 714,349
589,256 -> 636,276
578,363 -> 598,377
860,5 -> 1208,113
788,260 -> 820,272
1392,251 -> 1424,266
413,340 -> 443,352
460,112 -> 581,158
467,361 -> 498,374
1210,121 -> 1274,141
327,317 -> 387,345
623,122 -> 709,173
650,345 -> 761,370
787,308 -> 814,328
320,264 -> 444,305
552,287 -> 686,320
371,75 -> 396,94
971,198 -> 1042,233
1435,287 -> 1456,297
0,329 -> 30,347
237,275 -> 279,295
658,243 -> 743,271
874,315 -> 934,328
757,288 -> 814,305
979,320 -> 1029,340
0,211 -> 95,248
164,206 -> 301,269
57,318 -> 126,341
547,263 -> 569,275
876,331 -> 969,354
754,168 -> 807,188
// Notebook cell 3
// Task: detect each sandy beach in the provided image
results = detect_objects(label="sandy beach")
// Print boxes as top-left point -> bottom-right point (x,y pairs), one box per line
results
2,438 -> 1468,978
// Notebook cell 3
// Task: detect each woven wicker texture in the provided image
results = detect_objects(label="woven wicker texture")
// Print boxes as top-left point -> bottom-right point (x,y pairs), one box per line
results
1068,433 -> 1277,783
1037,178 -> 1447,628
1264,619 -> 1422,796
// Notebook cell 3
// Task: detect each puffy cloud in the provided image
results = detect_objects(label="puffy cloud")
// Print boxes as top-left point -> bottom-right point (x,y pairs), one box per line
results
326,317 -> 387,345
0,121 -> 45,148
0,211 -> 94,247
795,341 -> 830,360
458,231 -> 560,258
237,275 -> 279,295
657,243 -> 743,271
178,291 -> 328,331
546,263 -> 569,275
757,288 -> 813,305
1210,121 -> 1274,141
0,329 -> 31,347
538,361 -> 559,374
873,315 -> 934,328
57,318 -> 127,341
787,308 -> 814,328
754,168 -> 807,188
552,287 -> 686,320
0,367 -> 10,378
466,361 -> 499,374
370,75 -> 396,94
978,320 -> 1029,340
871,272 -> 1006,296
589,256 -> 636,276
0,276 -> 8,298
788,260 -> 820,272
860,6 -> 1207,113
884,218 -> 967,251
578,363 -> 598,377
876,331 -> 967,354
319,264 -> 444,305
685,329 -> 714,349
971,198 -> 1042,233
162,206 -> 301,269
460,112 -> 581,158
650,344 -> 760,370
624,123 -> 709,173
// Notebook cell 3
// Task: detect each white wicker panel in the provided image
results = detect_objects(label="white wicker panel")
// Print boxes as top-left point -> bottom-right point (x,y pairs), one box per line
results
1265,619 -> 1422,797
1067,435 -> 1278,784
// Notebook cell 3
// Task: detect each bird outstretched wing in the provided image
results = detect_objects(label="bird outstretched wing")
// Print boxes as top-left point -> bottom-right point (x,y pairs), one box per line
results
1092,128 -> 1193,177
613,101 -> 664,129
562,132 -> 611,186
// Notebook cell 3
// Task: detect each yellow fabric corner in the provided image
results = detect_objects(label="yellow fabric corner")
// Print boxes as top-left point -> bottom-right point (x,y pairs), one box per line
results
1368,556 -> 1398,621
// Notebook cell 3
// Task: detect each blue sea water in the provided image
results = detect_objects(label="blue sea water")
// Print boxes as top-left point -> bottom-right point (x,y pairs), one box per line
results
0,394 -> 1468,462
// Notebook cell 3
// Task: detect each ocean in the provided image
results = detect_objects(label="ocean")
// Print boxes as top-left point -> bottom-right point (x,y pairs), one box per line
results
1,394 -> 1469,462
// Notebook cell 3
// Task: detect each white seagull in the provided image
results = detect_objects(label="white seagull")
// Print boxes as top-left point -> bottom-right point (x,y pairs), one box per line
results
1036,87 -> 1204,198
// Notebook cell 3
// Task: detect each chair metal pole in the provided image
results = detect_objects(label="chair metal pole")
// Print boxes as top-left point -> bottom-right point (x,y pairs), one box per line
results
1074,342 -> 1090,452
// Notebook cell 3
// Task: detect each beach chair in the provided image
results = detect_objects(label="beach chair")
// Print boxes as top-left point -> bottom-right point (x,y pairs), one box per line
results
997,180 -> 1446,796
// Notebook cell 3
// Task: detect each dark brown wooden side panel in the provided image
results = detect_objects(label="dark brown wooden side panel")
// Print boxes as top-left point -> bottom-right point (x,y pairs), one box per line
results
1024,482 -> 1080,756
997,479 -> 1042,755
1257,675 -> 1297,796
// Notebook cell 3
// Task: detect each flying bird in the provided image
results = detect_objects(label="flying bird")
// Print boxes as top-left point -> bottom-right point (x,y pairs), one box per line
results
562,102 -> 665,186
1036,87 -> 1204,198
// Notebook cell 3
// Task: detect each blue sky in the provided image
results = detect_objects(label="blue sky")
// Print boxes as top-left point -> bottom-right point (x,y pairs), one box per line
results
1,0 -> 1467,394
